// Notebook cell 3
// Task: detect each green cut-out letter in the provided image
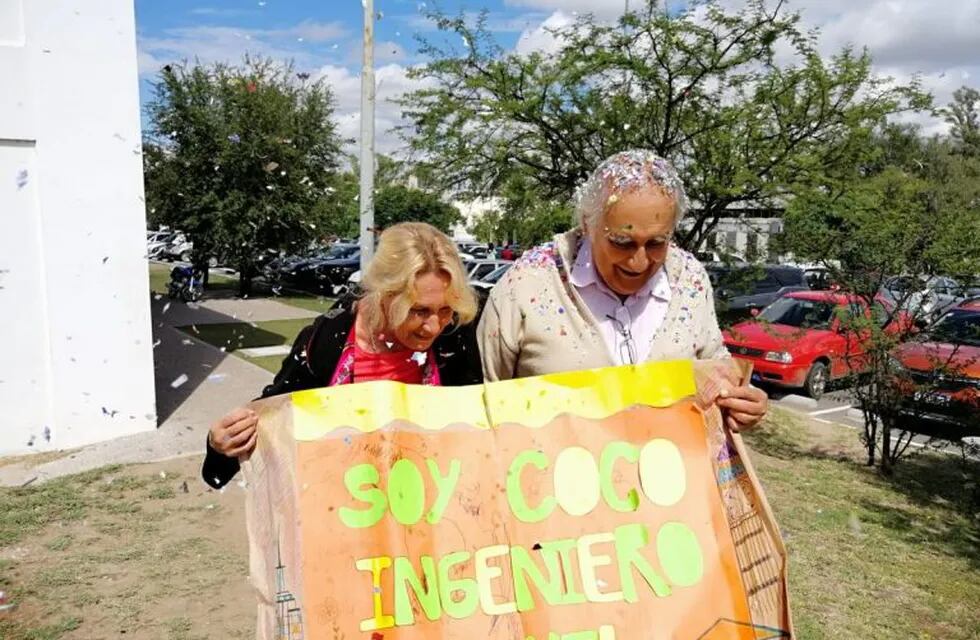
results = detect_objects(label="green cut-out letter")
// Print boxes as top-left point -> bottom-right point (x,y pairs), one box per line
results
437,551 -> 479,619
426,458 -> 461,524
656,522 -> 704,587
388,458 -> 426,526
510,545 -> 566,611
599,442 -> 640,512
539,538 -> 587,605
393,555 -> 442,625
340,464 -> 387,529
613,524 -> 671,602
507,450 -> 555,523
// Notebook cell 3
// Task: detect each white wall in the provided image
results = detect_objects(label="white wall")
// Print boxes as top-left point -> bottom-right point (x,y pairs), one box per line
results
0,0 -> 156,455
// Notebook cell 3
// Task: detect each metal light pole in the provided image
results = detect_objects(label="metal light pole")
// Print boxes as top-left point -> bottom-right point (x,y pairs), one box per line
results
359,0 -> 376,271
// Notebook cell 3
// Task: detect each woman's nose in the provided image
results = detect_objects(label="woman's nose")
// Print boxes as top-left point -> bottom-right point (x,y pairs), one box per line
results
423,315 -> 442,335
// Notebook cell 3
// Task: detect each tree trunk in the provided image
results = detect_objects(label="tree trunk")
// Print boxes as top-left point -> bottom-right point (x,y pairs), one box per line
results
880,423 -> 894,476
238,261 -> 253,298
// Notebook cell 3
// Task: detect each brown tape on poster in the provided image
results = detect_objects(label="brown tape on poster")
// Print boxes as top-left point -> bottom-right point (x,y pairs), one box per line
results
242,359 -> 793,639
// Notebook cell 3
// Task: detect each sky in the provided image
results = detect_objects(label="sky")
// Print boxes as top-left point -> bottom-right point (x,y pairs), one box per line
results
134,0 -> 980,154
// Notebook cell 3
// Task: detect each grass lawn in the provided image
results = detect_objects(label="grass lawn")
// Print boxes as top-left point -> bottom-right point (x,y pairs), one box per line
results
176,319 -> 310,373
148,262 -> 335,317
1,410 -> 977,638
147,262 -> 237,295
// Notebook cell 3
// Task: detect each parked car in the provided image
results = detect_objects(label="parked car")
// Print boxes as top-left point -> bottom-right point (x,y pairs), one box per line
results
695,250 -> 747,264
468,259 -> 512,282
708,264 -> 809,326
880,275 -> 970,324
146,229 -> 176,260
723,291 -> 909,399
890,299 -> 980,437
286,244 -> 361,293
471,263 -> 514,306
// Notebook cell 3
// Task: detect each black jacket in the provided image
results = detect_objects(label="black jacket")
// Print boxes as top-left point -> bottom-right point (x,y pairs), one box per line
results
201,299 -> 483,489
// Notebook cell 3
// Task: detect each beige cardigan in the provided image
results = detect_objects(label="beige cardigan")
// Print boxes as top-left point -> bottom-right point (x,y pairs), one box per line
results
478,229 -> 730,381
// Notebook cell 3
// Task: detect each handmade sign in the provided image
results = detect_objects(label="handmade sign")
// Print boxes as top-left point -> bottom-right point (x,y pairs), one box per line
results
242,359 -> 793,640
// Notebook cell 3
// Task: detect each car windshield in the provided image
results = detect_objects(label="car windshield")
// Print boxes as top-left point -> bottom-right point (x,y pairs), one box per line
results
320,245 -> 357,259
758,297 -> 836,329
927,310 -> 980,347
481,265 -> 511,284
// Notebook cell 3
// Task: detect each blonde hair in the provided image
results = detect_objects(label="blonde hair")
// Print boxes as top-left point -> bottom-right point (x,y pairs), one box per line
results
358,222 -> 478,346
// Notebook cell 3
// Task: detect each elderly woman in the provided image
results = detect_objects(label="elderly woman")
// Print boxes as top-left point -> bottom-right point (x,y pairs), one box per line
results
203,222 -> 482,489
478,150 -> 767,431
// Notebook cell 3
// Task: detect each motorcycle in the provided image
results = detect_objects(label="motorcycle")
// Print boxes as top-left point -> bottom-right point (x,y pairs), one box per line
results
167,265 -> 205,302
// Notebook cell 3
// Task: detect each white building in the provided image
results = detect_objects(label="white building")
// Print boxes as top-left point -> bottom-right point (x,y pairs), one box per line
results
450,197 -> 502,242
0,1 -> 155,455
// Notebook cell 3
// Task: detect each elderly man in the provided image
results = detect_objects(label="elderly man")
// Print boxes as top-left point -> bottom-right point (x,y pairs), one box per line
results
478,149 -> 767,431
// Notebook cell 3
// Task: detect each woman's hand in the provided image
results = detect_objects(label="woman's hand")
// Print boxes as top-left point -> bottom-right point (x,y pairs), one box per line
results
716,384 -> 768,433
208,407 -> 258,458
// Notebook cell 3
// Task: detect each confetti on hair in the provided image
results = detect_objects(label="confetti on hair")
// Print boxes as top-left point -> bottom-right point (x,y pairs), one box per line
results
171,373 -> 189,388
573,149 -> 689,230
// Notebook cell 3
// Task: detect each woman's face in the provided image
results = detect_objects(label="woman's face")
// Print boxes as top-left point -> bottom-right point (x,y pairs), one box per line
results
389,271 -> 455,351
589,185 -> 676,297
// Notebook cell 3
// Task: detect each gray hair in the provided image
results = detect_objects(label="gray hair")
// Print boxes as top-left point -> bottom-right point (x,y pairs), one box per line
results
573,150 -> 689,232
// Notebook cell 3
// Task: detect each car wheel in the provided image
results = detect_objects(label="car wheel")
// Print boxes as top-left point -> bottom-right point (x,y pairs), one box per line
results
180,251 -> 192,263
804,361 -> 828,400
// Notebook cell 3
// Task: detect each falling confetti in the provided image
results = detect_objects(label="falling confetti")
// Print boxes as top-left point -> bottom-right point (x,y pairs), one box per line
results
171,373 -> 189,388
159,471 -> 167,479
228,134 -> 241,144
15,169 -> 29,189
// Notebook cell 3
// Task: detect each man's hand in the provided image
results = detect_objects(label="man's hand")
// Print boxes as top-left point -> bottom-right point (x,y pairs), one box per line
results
716,384 -> 768,433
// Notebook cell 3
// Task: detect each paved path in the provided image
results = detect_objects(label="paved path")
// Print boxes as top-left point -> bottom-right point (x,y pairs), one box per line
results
0,293 -> 320,486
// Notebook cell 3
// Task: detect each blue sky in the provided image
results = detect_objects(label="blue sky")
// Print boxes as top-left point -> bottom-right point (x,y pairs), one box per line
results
134,0 -> 980,151
135,0 -> 558,151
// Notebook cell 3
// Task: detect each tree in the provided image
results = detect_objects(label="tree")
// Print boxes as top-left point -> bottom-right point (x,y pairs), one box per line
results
943,86 -> 980,157
778,129 -> 980,474
144,56 -> 345,295
328,155 -> 464,236
467,175 -> 572,247
399,0 -> 930,250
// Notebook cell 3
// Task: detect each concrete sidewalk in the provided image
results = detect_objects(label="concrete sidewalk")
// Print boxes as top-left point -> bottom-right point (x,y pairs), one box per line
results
0,295 -> 320,486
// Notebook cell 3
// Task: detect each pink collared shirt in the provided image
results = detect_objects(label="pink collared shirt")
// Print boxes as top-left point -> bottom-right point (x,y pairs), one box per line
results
569,239 -> 672,365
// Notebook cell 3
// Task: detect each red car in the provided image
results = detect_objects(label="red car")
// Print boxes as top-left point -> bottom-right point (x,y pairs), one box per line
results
890,299 -> 980,435
722,291 -> 907,399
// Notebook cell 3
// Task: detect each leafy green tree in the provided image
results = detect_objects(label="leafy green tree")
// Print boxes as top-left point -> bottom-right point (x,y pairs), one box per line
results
144,56 -> 345,295
399,0 -> 929,249
943,86 -> 980,157
467,175 -> 572,247
779,127 -> 980,474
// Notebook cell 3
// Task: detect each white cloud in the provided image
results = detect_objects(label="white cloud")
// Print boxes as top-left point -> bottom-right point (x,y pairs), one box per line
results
504,0 -> 624,17
137,21 -> 348,77
316,63 -> 432,156
510,0 -> 980,133
514,10 -> 576,55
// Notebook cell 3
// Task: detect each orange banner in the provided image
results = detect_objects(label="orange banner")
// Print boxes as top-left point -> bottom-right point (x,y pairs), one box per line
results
243,360 -> 793,640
